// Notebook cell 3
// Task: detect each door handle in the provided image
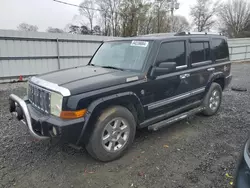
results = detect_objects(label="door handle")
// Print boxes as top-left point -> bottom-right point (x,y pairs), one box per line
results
180,74 -> 186,79
180,74 -> 190,79
207,68 -> 215,71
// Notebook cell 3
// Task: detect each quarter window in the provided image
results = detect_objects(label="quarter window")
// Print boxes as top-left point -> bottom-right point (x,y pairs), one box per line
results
190,42 -> 210,64
212,39 -> 229,60
156,41 -> 186,67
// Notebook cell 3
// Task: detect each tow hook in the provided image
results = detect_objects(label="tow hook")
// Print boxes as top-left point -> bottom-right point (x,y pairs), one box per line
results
9,99 -> 24,120
9,99 -> 15,113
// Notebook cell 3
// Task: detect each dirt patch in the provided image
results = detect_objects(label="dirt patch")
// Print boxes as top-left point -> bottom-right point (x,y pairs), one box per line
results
1,63 -> 250,188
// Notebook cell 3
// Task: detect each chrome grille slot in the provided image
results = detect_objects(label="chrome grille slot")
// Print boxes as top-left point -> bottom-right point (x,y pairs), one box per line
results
28,83 -> 50,113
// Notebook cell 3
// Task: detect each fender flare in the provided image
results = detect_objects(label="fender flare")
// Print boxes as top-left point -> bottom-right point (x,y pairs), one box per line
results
206,72 -> 225,92
76,92 -> 144,145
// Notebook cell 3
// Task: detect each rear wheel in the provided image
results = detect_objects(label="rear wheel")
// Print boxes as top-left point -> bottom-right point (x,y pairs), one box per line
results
86,106 -> 136,162
202,83 -> 222,116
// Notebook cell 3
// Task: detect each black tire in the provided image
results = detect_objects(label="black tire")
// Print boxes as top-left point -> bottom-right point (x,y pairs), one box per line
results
202,83 -> 222,116
86,106 -> 136,162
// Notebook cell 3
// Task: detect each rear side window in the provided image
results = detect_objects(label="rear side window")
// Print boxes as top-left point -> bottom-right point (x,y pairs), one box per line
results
212,39 -> 229,60
190,42 -> 210,64
156,41 -> 186,67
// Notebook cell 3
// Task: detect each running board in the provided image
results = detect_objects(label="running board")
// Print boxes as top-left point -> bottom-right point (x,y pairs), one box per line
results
148,107 -> 204,131
139,100 -> 202,128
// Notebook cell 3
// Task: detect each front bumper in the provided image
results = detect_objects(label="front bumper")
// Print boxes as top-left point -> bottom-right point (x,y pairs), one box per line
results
234,139 -> 250,188
9,94 -> 84,144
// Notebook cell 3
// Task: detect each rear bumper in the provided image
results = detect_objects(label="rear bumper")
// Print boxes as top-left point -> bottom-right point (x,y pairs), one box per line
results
234,139 -> 250,188
9,94 -> 84,144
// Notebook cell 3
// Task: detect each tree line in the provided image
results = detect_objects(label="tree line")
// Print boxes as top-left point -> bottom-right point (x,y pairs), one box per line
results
17,0 -> 250,38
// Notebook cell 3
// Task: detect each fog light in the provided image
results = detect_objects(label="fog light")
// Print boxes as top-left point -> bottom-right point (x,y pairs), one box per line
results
52,127 -> 57,136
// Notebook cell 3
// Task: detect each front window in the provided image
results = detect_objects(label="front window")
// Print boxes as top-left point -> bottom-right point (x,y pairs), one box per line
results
90,40 -> 151,71
156,41 -> 186,68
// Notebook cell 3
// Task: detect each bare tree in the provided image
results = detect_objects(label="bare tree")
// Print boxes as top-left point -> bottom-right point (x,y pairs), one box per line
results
190,0 -> 219,32
119,0 -> 148,36
95,0 -> 113,36
154,0 -> 170,33
79,0 -> 95,33
67,24 -> 90,34
17,23 -> 38,32
96,0 -> 122,36
47,27 -> 64,33
107,0 -> 122,36
68,25 -> 81,34
93,25 -> 101,35
172,16 -> 190,32
218,0 -> 250,38
70,0 -> 191,36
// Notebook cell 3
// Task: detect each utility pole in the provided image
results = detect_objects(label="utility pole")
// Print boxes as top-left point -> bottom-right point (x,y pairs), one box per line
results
157,0 -> 162,33
168,0 -> 180,32
170,0 -> 174,33
158,8 -> 160,33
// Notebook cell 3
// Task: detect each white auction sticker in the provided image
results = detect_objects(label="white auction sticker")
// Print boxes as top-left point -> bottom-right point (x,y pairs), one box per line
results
131,41 -> 149,47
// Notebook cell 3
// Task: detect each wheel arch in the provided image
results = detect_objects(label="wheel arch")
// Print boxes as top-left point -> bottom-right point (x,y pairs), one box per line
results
76,92 -> 144,145
207,72 -> 226,91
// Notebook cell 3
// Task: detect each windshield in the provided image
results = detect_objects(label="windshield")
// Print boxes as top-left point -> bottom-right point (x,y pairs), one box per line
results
90,40 -> 151,71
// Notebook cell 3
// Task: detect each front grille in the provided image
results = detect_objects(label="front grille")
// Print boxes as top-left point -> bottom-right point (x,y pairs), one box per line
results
28,83 -> 51,113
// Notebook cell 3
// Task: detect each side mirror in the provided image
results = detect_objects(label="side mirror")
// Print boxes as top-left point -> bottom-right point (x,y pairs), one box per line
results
151,62 -> 176,77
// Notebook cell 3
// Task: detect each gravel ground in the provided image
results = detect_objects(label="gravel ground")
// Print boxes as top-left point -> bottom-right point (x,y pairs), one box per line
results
1,63 -> 250,188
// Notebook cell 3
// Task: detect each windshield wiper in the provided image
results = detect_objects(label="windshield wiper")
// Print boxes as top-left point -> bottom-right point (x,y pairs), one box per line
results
101,66 -> 124,71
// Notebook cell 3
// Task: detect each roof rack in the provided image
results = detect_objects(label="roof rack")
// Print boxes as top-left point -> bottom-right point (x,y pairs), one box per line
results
175,31 -> 223,36
139,33 -> 176,37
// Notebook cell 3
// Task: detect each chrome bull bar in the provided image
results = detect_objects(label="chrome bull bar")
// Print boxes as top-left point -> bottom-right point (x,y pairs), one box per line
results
9,94 -> 50,140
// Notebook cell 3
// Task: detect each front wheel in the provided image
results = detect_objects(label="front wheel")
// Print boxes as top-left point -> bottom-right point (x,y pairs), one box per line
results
86,106 -> 136,162
202,83 -> 222,116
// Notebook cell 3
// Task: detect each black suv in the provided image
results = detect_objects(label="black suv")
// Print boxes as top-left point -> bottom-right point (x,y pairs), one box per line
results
9,32 -> 232,161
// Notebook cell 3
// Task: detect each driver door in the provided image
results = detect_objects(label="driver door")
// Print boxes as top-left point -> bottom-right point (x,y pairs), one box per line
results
143,40 -> 195,119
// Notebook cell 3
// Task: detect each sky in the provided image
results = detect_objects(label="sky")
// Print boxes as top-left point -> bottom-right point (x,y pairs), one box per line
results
0,0 -> 196,32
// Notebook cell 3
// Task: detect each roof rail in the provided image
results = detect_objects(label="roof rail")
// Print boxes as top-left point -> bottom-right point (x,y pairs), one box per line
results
175,31 -> 223,36
139,33 -> 175,37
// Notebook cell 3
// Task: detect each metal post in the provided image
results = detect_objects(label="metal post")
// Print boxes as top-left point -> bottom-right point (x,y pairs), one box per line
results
158,8 -> 160,33
229,47 -> 232,60
56,38 -> 61,70
171,0 -> 174,33
245,45 -> 248,60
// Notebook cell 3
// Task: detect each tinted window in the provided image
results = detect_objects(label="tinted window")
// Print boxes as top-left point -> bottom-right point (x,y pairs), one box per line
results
157,41 -> 186,67
212,39 -> 229,60
190,42 -> 210,64
204,42 -> 210,60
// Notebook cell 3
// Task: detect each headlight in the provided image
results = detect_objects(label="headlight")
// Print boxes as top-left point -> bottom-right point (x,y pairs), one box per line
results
50,92 -> 63,117
26,82 -> 30,97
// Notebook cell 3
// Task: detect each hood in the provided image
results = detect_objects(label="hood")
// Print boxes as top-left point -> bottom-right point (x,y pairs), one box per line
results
38,66 -> 143,95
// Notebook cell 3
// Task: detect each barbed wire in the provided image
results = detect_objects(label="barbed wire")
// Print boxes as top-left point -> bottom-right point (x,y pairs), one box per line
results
53,0 -> 105,12
53,0 -> 170,14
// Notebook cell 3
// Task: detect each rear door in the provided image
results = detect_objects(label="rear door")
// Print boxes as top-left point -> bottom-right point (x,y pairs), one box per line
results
187,38 -> 213,102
